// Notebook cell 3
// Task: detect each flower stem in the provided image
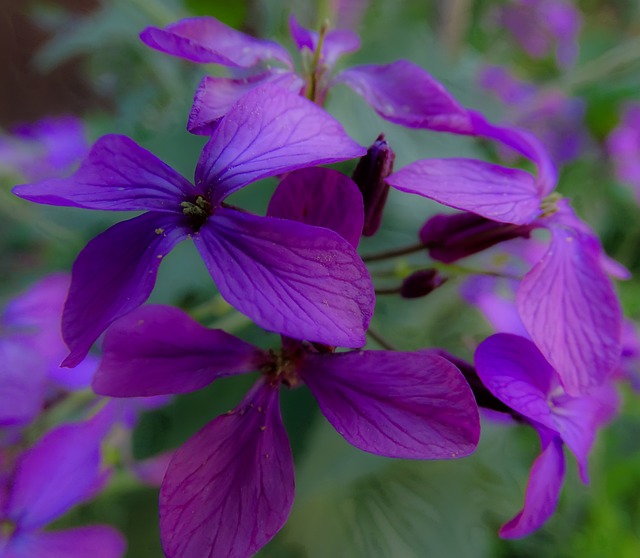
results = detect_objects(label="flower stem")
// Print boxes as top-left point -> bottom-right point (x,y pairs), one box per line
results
361,241 -> 426,263
366,327 -> 396,350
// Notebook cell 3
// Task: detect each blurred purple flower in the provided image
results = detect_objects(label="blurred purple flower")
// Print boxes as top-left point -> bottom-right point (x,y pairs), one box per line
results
607,103 -> 640,202
479,65 -> 588,166
13,84 -> 373,367
92,304 -> 480,558
496,0 -> 581,68
475,333 -> 618,537
0,410 -> 126,557
0,116 -> 88,182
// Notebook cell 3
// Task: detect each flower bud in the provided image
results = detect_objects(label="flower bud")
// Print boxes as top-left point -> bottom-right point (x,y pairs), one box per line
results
351,134 -> 395,236
420,212 -> 533,263
400,269 -> 447,299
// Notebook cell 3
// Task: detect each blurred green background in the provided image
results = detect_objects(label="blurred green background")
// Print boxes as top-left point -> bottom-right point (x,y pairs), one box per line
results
3,0 -> 640,556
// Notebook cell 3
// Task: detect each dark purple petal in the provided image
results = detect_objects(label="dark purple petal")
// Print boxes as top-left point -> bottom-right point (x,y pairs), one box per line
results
386,159 -> 541,225
62,213 -> 187,367
516,217 -> 622,395
5,414 -> 111,529
159,381 -> 293,558
334,61 -> 473,132
140,16 -> 293,68
267,167 -> 364,248
195,84 -> 365,204
93,305 -> 263,397
12,135 -> 192,212
474,334 -> 557,428
5,526 -> 126,558
500,431 -> 565,538
468,110 -> 558,196
0,338 -> 47,426
188,72 -> 304,135
299,351 -> 480,459
194,209 -> 374,348
288,15 -> 360,67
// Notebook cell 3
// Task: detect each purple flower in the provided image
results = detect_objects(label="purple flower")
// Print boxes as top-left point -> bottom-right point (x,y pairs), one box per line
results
140,14 -> 475,135
475,333 -> 618,537
13,84 -> 373,367
0,411 -> 126,557
0,274 -> 97,426
386,125 -> 623,395
608,103 -> 640,203
0,116 -> 88,181
496,0 -> 581,68
92,304 -> 480,558
479,65 -> 588,166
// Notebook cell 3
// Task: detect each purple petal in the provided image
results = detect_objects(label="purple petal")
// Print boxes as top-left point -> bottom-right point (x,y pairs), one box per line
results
0,338 -> 47,426
288,15 -> 360,67
469,110 -> 558,196
516,218 -> 622,395
140,16 -> 293,68
299,351 -> 480,459
500,431 -> 565,538
188,72 -> 304,135
12,135 -> 192,212
386,159 -> 541,225
5,415 -> 111,529
93,305 -> 263,397
194,209 -> 374,347
334,61 -> 473,132
62,213 -> 187,367
5,526 -> 126,558
195,84 -> 365,204
159,381 -> 294,558
267,167 -> 364,248
474,333 -> 557,429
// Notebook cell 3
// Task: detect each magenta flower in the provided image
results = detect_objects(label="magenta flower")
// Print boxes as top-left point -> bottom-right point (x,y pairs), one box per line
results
608,103 -> 640,203
13,84 -> 373,367
140,14 -> 476,135
386,128 -> 623,396
475,333 -> 618,537
92,304 -> 480,558
0,411 -> 125,557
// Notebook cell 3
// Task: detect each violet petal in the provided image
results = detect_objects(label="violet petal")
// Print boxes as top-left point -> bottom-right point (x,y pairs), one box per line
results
194,208 -> 374,348
62,213 -> 187,367
140,16 -> 293,68
386,158 -> 541,225
299,351 -> 480,459
267,167 -> 364,248
335,61 -> 473,132
195,84 -> 365,204
12,135 -> 192,212
159,381 -> 294,558
500,431 -> 565,538
93,305 -> 263,397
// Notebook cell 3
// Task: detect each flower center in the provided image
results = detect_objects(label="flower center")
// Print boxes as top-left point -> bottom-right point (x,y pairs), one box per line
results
260,345 -> 305,388
540,192 -> 562,218
181,195 -> 213,231
0,519 -> 16,540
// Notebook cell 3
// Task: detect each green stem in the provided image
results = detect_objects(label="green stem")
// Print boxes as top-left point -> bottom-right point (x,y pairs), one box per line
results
361,241 -> 427,263
366,327 -> 396,351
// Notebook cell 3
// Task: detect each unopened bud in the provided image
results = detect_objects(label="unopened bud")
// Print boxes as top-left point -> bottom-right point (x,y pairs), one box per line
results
420,212 -> 533,263
351,134 -> 395,236
400,269 -> 447,298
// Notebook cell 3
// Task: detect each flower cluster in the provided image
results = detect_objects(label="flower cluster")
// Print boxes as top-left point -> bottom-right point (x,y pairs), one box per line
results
6,8 -> 631,558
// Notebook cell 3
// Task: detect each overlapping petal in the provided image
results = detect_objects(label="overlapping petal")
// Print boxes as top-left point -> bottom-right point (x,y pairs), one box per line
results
5,526 -> 126,558
335,61 -> 472,132
299,351 -> 480,459
516,219 -> 622,395
288,15 -> 360,67
93,305 -> 263,397
267,167 -> 364,247
386,158 -> 541,224
140,16 -> 293,68
499,431 -> 565,539
12,135 -> 192,212
194,208 -> 374,347
160,381 -> 293,558
61,213 -> 187,367
188,72 -> 303,135
195,84 -> 365,204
